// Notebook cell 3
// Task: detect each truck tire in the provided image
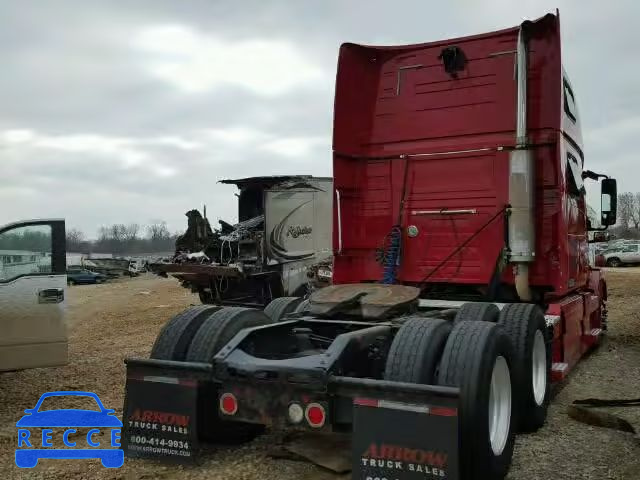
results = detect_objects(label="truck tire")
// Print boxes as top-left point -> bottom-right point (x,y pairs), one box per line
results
294,299 -> 310,313
454,302 -> 499,324
198,288 -> 215,304
438,321 -> 516,480
186,307 -> 273,362
606,257 -> 621,267
264,297 -> 303,322
384,318 -> 452,384
498,303 -> 551,432
186,307 -> 273,444
150,305 -> 220,360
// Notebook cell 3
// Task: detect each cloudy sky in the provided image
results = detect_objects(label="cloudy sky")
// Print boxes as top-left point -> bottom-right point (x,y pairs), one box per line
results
1,1 -> 637,237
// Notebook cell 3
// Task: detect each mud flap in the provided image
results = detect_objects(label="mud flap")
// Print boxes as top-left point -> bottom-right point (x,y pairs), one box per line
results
352,397 -> 459,480
121,359 -> 212,463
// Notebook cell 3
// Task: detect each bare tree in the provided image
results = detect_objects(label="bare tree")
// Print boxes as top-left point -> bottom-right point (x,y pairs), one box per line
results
147,221 -> 170,241
97,226 -> 109,242
66,228 -> 85,251
633,193 -> 640,230
618,192 -> 634,230
69,221 -> 179,254
626,194 -> 640,230
123,224 -> 140,242
109,224 -> 127,243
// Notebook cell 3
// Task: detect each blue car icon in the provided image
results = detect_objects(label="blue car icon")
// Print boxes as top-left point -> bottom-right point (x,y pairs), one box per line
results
16,391 -> 123,468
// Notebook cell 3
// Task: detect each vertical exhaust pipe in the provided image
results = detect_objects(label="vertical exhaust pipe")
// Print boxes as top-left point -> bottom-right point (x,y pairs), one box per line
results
509,23 -> 535,301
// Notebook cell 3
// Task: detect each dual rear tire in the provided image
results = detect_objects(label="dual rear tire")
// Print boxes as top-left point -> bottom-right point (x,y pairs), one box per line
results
498,303 -> 551,432
385,319 -> 516,480
453,302 -> 551,431
384,302 -> 551,480
151,306 -> 272,443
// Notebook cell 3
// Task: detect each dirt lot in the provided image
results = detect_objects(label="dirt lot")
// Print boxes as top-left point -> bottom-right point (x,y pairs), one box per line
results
1,272 -> 639,479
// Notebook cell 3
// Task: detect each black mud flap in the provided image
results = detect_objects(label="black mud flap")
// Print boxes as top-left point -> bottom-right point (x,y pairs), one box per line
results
121,358 -> 213,463
352,396 -> 459,479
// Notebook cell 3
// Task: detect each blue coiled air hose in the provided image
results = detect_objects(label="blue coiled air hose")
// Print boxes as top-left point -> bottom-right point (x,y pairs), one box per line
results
381,225 -> 402,284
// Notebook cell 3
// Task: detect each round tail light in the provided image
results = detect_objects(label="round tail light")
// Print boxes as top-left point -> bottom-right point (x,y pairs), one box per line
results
305,403 -> 326,428
220,393 -> 238,416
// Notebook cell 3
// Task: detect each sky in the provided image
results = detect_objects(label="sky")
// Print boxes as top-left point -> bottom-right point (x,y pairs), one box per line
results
1,1 -> 638,238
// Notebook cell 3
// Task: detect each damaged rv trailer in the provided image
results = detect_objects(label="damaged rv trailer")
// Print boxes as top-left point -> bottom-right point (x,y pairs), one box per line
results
150,176 -> 333,307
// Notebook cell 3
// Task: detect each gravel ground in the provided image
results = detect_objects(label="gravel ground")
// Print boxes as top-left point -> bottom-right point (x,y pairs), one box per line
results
1,272 -> 639,479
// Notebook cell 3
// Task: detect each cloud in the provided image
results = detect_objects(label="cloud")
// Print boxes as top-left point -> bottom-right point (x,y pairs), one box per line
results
260,137 -> 328,158
0,126 -> 331,236
133,25 -> 325,95
0,129 -> 191,173
1,0 -> 639,238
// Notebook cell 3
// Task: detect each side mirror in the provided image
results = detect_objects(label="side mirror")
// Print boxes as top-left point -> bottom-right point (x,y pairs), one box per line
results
601,178 -> 617,226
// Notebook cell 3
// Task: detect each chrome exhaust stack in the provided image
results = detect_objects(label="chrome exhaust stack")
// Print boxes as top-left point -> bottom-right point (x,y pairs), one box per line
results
509,23 -> 535,301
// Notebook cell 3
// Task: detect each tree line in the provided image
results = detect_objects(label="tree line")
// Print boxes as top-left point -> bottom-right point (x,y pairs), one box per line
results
67,222 -> 179,254
612,192 -> 640,239
0,230 -> 51,252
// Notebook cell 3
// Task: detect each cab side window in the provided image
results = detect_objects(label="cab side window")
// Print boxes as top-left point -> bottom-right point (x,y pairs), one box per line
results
564,79 -> 577,123
0,225 -> 52,281
566,152 -> 584,198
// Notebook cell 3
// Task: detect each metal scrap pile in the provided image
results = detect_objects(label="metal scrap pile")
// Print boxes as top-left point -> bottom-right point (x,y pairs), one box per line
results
172,209 -> 264,266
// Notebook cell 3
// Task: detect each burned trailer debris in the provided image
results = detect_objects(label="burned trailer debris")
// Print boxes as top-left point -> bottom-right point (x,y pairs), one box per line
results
150,176 -> 333,307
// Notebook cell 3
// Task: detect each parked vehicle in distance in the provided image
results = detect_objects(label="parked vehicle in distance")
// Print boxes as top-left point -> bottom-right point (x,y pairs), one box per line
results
67,268 -> 107,285
128,259 -> 147,275
603,243 -> 640,267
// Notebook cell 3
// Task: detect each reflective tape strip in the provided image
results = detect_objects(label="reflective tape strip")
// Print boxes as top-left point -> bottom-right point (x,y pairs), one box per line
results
378,400 -> 430,414
140,376 -> 197,387
354,398 -> 457,416
143,376 -> 178,384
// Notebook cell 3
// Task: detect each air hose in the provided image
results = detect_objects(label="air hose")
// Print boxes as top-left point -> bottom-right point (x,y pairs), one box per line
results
381,225 -> 402,284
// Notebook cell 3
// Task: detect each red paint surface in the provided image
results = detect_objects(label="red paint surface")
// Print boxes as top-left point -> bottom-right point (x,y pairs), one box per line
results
331,13 -> 589,299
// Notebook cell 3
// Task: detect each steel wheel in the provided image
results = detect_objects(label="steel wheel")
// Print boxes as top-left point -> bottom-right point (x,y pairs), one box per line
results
532,330 -> 547,406
489,355 -> 512,456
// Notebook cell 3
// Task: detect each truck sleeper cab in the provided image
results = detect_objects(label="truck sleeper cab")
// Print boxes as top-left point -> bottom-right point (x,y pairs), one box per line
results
123,12 -> 616,480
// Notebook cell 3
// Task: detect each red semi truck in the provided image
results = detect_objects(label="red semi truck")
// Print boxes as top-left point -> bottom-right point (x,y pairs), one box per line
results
122,12 -> 617,480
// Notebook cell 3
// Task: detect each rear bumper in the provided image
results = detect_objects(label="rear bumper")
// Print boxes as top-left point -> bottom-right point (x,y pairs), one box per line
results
124,358 -> 459,431
218,375 -> 459,430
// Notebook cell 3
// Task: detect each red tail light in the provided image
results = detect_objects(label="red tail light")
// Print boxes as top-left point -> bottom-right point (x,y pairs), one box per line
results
305,403 -> 326,428
220,393 -> 238,415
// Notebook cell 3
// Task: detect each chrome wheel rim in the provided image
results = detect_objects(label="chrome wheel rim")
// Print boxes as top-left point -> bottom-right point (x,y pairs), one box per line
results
532,330 -> 547,406
489,355 -> 512,456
